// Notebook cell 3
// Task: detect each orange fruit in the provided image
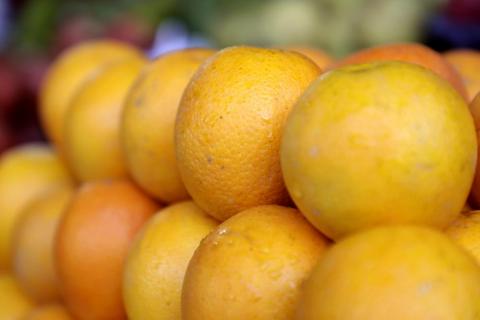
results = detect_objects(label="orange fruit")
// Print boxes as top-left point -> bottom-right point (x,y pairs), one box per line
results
332,43 -> 468,100
467,93 -> 480,205
64,55 -> 146,182
40,40 -> 143,151
12,187 -> 73,303
122,48 -> 215,203
0,273 -> 33,320
56,180 -> 158,320
175,46 -> 320,220
23,303 -> 72,320
0,143 -> 73,270
182,205 -> 329,320
287,46 -> 333,69
445,211 -> 480,263
281,62 -> 476,240
296,225 -> 480,320
444,49 -> 480,101
123,201 -> 218,320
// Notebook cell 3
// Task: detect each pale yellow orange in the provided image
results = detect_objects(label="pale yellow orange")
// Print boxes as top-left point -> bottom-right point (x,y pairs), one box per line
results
0,144 -> 73,270
123,201 -> 218,320
282,62 -> 476,240
64,56 -> 146,181
122,48 -> 215,202
40,40 -> 142,151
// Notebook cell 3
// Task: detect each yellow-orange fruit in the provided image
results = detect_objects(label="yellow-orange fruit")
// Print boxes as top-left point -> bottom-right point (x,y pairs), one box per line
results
282,62 -> 476,240
0,274 -> 33,320
176,46 -> 320,220
12,187 -> 73,303
40,40 -> 143,151
64,56 -> 146,181
0,144 -> 73,270
287,46 -> 333,69
56,180 -> 158,320
445,211 -> 480,263
182,205 -> 329,320
23,303 -> 73,320
296,225 -> 480,320
123,201 -> 218,320
122,48 -> 215,202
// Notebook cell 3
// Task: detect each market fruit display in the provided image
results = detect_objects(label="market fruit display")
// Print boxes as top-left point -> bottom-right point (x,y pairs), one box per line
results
1,38 -> 480,319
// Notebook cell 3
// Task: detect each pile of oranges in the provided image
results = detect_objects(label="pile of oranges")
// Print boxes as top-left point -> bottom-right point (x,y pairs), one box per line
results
1,40 -> 480,320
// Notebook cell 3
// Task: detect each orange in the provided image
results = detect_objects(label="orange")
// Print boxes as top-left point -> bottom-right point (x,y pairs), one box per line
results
40,40 -> 143,151
12,187 -> 73,303
182,205 -> 329,320
0,273 -> 33,320
23,303 -> 73,320
468,93 -> 480,205
332,43 -> 468,100
287,46 -> 333,69
56,180 -> 158,320
122,48 -> 215,203
281,62 -> 476,240
175,46 -> 320,220
0,143 -> 73,270
123,201 -> 218,320
445,211 -> 480,263
64,55 -> 146,182
444,49 -> 480,101
296,225 -> 480,320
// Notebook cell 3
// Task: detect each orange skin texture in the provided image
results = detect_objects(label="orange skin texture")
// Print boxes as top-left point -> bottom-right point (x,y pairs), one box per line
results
444,49 -> 480,101
24,304 -> 73,320
332,43 -> 468,100
446,211 -> 480,263
40,40 -> 143,152
12,187 -> 73,303
122,48 -> 215,203
296,226 -> 480,320
176,46 -> 321,221
182,205 -> 329,320
55,180 -> 158,320
0,143 -> 73,270
469,93 -> 480,205
64,56 -> 146,182
281,62 -> 476,240
287,46 -> 333,69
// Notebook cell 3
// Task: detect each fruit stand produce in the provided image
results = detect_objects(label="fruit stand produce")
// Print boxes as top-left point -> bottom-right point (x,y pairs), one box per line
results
1,0 -> 480,319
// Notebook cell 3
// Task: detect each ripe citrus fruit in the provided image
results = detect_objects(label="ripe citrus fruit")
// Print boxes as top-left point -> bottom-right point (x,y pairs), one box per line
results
64,55 -> 146,182
123,201 -> 218,320
122,48 -> 215,203
444,49 -> 480,101
56,180 -> 158,320
24,303 -> 72,320
12,187 -> 73,303
332,43 -> 468,100
0,273 -> 33,320
40,40 -> 143,151
445,211 -> 480,263
287,46 -> 333,69
296,225 -> 480,320
281,62 -> 476,240
0,143 -> 73,270
182,205 -> 328,320
176,46 -> 320,220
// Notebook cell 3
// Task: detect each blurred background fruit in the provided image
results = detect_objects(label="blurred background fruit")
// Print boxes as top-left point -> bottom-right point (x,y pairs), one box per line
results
0,143 -> 72,270
11,187 -> 73,303
0,273 -> 33,320
23,303 -> 73,320
0,0 -> 479,152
